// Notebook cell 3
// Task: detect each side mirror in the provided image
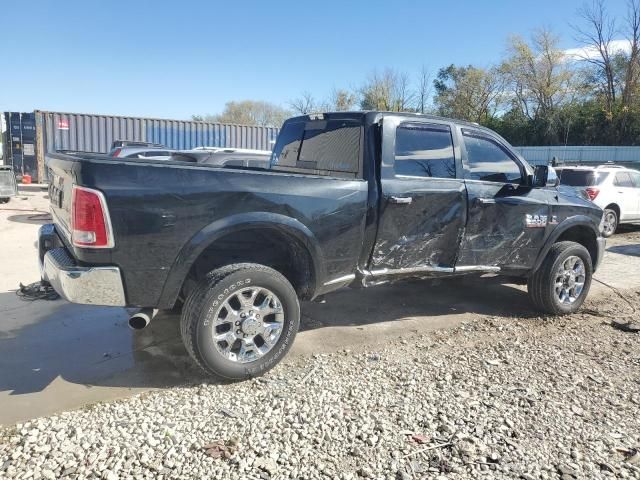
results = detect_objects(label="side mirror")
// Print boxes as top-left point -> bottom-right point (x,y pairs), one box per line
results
531,165 -> 559,188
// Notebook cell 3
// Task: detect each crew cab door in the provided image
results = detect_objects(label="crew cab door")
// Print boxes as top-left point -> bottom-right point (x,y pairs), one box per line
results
456,127 -> 549,270
369,117 -> 466,272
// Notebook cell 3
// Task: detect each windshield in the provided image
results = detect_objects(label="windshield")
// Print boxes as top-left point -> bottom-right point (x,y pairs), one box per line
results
558,169 -> 609,187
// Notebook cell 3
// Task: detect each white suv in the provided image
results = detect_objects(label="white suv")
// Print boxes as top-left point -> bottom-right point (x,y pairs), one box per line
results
557,165 -> 640,237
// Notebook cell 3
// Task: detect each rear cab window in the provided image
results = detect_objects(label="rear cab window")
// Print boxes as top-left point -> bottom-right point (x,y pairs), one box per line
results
271,115 -> 362,177
558,169 -> 609,187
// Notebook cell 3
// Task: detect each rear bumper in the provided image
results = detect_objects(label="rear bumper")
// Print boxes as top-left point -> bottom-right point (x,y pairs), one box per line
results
38,224 -> 126,306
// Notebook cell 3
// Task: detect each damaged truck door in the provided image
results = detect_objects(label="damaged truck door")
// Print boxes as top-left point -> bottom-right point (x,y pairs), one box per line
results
456,127 -> 550,271
370,117 -> 466,273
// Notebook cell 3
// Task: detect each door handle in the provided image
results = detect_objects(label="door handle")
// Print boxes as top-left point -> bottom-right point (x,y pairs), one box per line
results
389,196 -> 413,205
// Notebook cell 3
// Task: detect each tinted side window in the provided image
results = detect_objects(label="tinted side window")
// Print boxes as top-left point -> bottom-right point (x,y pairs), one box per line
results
463,132 -> 521,183
629,171 -> 640,187
271,119 -> 360,173
394,124 -> 455,179
614,172 -> 634,187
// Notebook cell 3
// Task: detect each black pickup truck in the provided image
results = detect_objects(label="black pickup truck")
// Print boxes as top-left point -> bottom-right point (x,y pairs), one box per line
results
39,111 -> 605,379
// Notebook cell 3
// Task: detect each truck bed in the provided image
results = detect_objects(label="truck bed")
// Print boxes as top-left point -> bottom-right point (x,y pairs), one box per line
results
45,152 -> 369,308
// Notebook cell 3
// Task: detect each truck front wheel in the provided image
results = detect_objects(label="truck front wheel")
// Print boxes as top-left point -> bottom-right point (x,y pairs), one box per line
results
527,241 -> 593,315
180,263 -> 300,380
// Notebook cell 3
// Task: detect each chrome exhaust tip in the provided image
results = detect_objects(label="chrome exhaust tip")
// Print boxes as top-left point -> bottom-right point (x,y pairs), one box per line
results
128,308 -> 157,330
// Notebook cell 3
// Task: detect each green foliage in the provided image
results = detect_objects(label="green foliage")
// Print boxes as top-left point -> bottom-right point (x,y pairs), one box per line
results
433,64 -> 504,123
358,69 -> 415,112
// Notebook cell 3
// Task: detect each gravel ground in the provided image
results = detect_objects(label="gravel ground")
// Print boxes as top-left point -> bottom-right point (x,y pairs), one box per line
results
1,287 -> 639,480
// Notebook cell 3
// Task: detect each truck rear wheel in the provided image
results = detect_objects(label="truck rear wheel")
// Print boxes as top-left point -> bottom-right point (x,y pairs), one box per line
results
180,263 -> 300,380
527,241 -> 592,315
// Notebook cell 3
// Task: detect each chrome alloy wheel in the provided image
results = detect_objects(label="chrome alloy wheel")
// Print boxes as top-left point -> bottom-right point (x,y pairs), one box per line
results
602,210 -> 617,236
554,256 -> 586,304
212,286 -> 284,363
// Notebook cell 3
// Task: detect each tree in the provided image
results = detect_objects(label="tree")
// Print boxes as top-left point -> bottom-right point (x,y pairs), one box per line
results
192,100 -> 291,127
500,29 -> 579,143
416,66 -> 432,114
289,88 -> 357,114
328,88 -> 357,111
621,0 -> 640,108
359,69 -> 416,111
503,30 -> 577,119
573,0 -> 619,110
571,0 -> 640,142
433,64 -> 504,122
288,91 -> 317,115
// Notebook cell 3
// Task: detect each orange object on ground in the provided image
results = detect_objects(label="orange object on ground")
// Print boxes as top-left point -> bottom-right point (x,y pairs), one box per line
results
22,174 -> 32,184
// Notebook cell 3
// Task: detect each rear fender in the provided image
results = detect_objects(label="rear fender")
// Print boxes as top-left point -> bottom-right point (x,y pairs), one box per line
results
157,212 -> 324,308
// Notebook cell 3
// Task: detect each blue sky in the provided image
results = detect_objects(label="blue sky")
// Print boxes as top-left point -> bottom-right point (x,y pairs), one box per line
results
0,0 -> 630,119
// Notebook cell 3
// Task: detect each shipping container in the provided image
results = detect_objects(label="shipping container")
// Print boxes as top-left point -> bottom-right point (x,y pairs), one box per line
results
2,112 -> 37,179
2,110 -> 280,183
40,111 -> 279,155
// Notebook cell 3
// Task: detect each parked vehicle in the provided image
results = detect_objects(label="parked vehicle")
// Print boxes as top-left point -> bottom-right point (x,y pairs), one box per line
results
39,111 -> 605,380
107,144 -> 271,167
109,140 -> 165,150
0,166 -> 18,203
109,145 -> 175,159
170,148 -> 271,168
556,164 -> 640,237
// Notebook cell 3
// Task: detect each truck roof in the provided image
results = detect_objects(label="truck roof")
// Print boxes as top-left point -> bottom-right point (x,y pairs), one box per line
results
286,110 -> 497,133
284,111 -> 516,156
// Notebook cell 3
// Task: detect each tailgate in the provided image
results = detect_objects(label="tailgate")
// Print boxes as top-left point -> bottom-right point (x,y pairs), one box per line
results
47,154 -> 76,240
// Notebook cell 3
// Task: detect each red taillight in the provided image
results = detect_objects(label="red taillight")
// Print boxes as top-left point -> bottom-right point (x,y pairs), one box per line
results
111,147 -> 122,157
71,186 -> 114,248
585,187 -> 600,200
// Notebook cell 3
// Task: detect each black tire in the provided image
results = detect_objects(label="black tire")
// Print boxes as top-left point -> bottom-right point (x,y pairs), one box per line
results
601,208 -> 618,238
528,241 -> 592,315
0,198 -> 9,204
180,263 -> 300,380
